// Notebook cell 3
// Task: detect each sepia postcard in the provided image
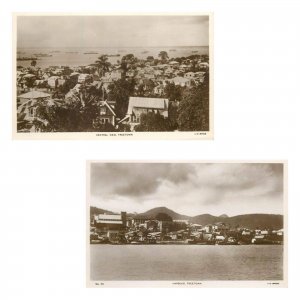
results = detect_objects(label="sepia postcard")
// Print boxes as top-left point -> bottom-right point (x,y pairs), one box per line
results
86,161 -> 287,288
13,13 -> 213,140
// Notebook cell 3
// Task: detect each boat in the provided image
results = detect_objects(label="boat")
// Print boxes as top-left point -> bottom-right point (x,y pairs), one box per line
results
33,53 -> 52,57
84,52 -> 98,54
107,54 -> 120,57
17,57 -> 38,61
141,51 -> 149,54
169,49 -> 176,52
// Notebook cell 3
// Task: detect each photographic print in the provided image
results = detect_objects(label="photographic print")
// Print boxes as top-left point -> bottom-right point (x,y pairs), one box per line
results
13,14 -> 213,139
86,161 -> 287,287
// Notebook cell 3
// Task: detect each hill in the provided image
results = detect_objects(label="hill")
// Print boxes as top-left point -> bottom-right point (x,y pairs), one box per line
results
136,206 -> 190,220
90,206 -> 284,230
90,206 -> 115,215
140,208 -> 283,230
189,213 -> 283,230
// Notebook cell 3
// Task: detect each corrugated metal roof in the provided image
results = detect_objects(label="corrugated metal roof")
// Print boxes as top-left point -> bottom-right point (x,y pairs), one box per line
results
96,214 -> 122,221
96,220 -> 123,224
18,91 -> 51,99
127,97 -> 168,115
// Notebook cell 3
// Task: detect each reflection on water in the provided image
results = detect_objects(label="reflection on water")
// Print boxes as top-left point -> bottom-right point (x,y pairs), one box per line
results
90,244 -> 283,281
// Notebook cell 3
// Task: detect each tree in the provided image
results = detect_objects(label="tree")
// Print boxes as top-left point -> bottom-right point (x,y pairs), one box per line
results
95,55 -> 111,77
120,54 -> 137,76
177,72 -> 209,131
92,118 -> 116,132
107,79 -> 135,118
32,85 -> 104,132
134,112 -> 171,132
158,51 -> 169,63
168,101 -> 179,130
163,82 -> 183,102
155,213 -> 173,222
146,56 -> 154,62
30,60 -> 37,67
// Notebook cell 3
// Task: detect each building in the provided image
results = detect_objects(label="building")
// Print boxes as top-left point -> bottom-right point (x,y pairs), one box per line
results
17,90 -> 51,106
78,73 -> 93,84
184,72 -> 196,79
119,97 -> 169,130
169,76 -> 192,87
47,76 -> 60,89
17,97 -> 61,132
92,212 -> 127,239
97,101 -> 116,126
104,69 -> 122,81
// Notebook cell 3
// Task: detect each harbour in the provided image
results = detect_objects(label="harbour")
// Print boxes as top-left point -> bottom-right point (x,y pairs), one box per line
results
90,244 -> 284,281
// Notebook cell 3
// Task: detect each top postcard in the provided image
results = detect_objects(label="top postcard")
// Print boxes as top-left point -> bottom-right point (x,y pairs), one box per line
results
13,13 -> 213,139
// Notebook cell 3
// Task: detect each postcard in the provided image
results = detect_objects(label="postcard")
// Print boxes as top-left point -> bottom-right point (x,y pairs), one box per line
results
86,161 -> 287,287
13,13 -> 213,139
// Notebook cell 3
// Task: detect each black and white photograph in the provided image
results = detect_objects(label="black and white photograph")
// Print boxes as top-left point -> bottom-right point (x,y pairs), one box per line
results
87,161 -> 287,287
14,14 -> 212,139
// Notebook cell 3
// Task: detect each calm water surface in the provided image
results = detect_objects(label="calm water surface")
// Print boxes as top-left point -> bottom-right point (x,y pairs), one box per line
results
90,244 -> 283,281
17,46 -> 209,68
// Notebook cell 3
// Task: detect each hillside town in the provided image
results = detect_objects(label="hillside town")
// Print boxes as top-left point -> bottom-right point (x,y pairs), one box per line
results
16,51 -> 209,132
90,210 -> 284,245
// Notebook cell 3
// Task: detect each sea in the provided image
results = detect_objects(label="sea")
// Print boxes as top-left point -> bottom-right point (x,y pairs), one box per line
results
16,46 -> 209,68
90,244 -> 283,281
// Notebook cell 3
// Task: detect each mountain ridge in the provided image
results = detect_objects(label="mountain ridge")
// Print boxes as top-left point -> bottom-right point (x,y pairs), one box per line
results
90,206 -> 283,230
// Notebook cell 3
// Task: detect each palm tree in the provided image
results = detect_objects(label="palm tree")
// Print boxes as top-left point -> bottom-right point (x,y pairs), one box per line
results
95,55 -> 111,77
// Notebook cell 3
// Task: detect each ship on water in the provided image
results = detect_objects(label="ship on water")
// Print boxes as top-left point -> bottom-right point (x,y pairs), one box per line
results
84,52 -> 98,55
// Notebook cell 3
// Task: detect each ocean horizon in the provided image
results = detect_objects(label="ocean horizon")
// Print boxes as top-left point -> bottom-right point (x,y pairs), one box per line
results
17,46 -> 209,68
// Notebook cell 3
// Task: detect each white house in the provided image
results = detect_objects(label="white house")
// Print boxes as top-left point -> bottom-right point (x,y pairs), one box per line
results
119,97 -> 169,130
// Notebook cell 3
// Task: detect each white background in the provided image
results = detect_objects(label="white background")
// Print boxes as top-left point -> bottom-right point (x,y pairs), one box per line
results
0,0 -> 299,297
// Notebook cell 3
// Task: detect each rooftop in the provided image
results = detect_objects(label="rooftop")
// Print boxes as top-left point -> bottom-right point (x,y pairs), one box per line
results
127,97 -> 169,115
18,91 -> 51,99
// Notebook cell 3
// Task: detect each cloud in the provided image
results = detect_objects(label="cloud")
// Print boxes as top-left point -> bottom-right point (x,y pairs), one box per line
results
89,163 -> 284,216
91,163 -> 194,198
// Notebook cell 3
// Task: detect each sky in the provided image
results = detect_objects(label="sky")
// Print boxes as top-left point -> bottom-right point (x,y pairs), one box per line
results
17,15 -> 209,48
89,163 -> 284,217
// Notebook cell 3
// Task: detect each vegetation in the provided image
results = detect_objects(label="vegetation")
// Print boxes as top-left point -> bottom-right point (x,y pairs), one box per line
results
95,55 -> 111,77
135,112 -> 172,132
178,72 -> 209,131
108,78 -> 135,118
158,51 -> 169,63
155,212 -> 173,222
30,60 -> 37,67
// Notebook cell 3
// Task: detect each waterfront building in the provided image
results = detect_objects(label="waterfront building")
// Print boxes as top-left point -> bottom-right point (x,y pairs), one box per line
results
92,212 -> 127,239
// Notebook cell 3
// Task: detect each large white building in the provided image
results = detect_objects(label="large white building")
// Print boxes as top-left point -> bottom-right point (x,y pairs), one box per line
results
92,212 -> 127,239
119,97 -> 169,130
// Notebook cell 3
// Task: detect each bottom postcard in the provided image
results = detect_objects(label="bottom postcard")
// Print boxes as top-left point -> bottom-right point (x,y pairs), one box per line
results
86,161 -> 287,287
